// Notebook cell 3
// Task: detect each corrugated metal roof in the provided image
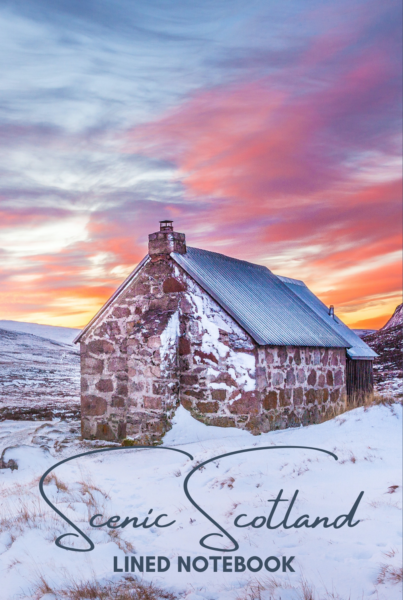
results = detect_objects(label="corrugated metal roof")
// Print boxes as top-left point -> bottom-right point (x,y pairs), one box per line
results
172,247 -> 350,348
276,275 -> 377,360
74,255 -> 150,343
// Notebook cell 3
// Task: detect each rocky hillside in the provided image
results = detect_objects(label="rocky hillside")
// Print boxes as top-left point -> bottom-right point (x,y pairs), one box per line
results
0,325 -> 80,420
364,303 -> 403,398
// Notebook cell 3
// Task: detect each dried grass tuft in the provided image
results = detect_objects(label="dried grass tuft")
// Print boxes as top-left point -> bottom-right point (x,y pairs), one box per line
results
32,574 -> 178,600
377,563 -> 403,585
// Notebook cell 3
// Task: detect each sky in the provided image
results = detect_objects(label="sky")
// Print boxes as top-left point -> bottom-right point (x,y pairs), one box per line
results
0,0 -> 401,330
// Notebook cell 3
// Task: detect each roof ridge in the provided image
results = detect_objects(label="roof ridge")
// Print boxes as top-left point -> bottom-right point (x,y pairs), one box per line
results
185,246 -> 269,271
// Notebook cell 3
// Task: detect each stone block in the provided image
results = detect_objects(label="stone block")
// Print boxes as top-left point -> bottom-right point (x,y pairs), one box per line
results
82,395 -> 107,416
278,348 -> 287,365
144,396 -> 163,409
321,349 -> 329,366
95,379 -> 114,393
208,416 -> 236,427
286,411 -> 300,428
196,401 -> 219,413
111,395 -> 126,408
307,369 -> 317,386
211,389 -> 227,401
181,398 -> 193,410
286,368 -> 296,386
163,278 -> 187,293
301,406 -> 319,426
279,388 -> 292,407
180,373 -> 199,386
82,357 -> 104,375
255,366 -> 267,388
96,422 -> 116,441
297,368 -> 306,384
245,415 -> 271,434
265,350 -> 274,364
211,372 -> 237,387
305,388 -> 316,405
293,387 -> 303,405
179,337 -> 191,355
194,349 -> 218,365
87,340 -> 114,355
334,369 -> 343,386
183,389 -> 207,400
118,422 -> 127,439
229,391 -> 260,415
318,373 -> 325,388
272,371 -> 284,386
112,307 -> 131,318
263,390 -> 277,410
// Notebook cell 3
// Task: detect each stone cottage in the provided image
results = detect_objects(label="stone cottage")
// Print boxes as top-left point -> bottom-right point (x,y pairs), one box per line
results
75,221 -> 376,443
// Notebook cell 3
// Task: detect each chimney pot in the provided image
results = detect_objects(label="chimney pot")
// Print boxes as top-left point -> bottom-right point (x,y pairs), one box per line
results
159,220 -> 173,232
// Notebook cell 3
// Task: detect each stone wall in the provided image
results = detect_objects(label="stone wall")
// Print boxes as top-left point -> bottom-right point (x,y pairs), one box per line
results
177,274 -> 347,433
80,255 -> 182,443
80,255 -> 347,443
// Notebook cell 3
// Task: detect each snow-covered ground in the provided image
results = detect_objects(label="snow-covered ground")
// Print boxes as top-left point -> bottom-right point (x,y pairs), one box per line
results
0,404 -> 401,600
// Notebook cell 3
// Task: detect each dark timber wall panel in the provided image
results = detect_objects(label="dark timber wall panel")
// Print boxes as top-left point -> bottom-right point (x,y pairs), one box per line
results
346,359 -> 373,399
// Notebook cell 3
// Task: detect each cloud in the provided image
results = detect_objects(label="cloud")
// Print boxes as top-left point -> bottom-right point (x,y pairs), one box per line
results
123,2 -> 401,325
0,0 -> 401,327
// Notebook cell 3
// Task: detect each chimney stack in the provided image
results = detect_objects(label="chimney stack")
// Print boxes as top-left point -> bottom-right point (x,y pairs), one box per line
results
148,220 -> 186,258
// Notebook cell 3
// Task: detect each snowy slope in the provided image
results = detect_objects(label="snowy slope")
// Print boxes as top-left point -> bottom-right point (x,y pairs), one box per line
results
0,320 -> 80,345
381,303 -> 403,331
365,304 -> 403,399
0,327 -> 80,420
0,404 -> 401,600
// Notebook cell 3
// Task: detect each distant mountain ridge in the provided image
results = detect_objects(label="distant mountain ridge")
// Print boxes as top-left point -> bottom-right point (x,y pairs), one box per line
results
0,320 -> 80,345
380,303 -> 403,331
364,303 -> 402,398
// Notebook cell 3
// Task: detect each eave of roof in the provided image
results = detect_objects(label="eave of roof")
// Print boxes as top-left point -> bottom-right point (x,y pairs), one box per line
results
276,275 -> 378,360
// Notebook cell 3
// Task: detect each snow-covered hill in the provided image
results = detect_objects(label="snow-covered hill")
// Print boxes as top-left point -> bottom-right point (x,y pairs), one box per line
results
0,320 -> 80,345
365,304 -> 403,398
380,303 -> 403,331
0,325 -> 80,421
